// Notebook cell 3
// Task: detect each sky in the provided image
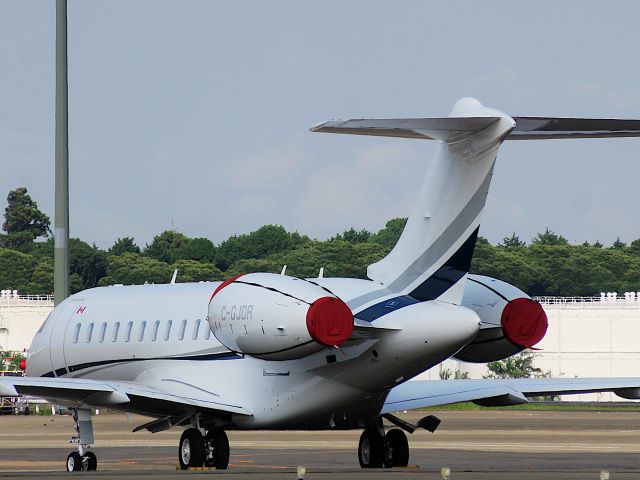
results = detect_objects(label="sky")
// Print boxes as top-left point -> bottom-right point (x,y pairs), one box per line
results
2,1 -> 640,249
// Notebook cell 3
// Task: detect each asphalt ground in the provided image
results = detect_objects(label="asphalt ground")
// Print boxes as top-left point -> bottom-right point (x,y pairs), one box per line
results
1,410 -> 639,479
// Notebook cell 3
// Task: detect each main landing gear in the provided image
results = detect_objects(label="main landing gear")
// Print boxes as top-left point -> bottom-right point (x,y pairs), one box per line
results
358,427 -> 409,468
66,408 -> 98,471
357,414 -> 441,468
178,427 -> 229,470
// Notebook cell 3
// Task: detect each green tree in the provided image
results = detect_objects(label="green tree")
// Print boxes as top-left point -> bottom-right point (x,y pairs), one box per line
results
216,225 -> 308,271
171,259 -> 223,282
109,237 -> 141,255
368,218 -> 407,249
611,237 -> 626,250
179,237 -> 216,263
1,187 -> 51,251
531,228 -> 568,246
0,249 -> 38,292
331,227 -> 371,244
498,232 -> 526,248
25,258 -> 54,294
484,350 -> 551,379
69,239 -> 108,290
144,231 -> 191,264
439,368 -> 470,380
227,240 -> 388,279
99,253 -> 173,286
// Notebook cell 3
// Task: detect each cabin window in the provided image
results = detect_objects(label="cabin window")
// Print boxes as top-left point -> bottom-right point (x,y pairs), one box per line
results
204,321 -> 211,340
125,321 -> 133,342
138,321 -> 147,341
178,319 -> 187,340
72,323 -> 81,344
86,323 -> 94,343
112,322 -> 120,342
164,320 -> 173,341
99,322 -> 107,343
151,320 -> 160,341
192,319 -> 201,340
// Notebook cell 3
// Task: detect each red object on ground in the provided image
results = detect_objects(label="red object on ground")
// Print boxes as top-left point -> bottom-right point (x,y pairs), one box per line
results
306,297 -> 354,347
19,359 -> 26,371
501,298 -> 548,348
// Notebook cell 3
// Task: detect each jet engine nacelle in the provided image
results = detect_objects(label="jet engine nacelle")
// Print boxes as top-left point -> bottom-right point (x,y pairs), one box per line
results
454,274 -> 548,363
207,273 -> 354,360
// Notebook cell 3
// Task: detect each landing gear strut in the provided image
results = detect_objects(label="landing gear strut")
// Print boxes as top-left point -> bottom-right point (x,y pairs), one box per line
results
66,408 -> 97,471
178,426 -> 229,470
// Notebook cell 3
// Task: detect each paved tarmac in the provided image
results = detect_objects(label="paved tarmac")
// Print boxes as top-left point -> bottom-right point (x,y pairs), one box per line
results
0,410 -> 639,479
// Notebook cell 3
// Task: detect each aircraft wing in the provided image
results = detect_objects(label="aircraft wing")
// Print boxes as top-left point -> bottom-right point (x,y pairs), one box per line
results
381,378 -> 640,413
0,376 -> 251,417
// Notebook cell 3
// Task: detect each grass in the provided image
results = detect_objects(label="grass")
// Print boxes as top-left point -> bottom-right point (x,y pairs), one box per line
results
429,401 -> 640,412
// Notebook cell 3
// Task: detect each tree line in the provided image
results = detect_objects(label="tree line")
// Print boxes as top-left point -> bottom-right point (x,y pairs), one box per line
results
2,187 -> 640,297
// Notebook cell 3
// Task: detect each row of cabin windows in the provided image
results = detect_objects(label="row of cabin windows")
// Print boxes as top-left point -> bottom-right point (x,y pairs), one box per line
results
71,319 -> 211,344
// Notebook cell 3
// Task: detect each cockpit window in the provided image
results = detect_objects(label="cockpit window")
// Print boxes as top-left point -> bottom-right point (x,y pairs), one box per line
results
37,312 -> 54,334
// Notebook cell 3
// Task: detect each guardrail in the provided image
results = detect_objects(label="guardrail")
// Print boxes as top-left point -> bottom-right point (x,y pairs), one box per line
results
0,294 -> 54,308
534,295 -> 640,308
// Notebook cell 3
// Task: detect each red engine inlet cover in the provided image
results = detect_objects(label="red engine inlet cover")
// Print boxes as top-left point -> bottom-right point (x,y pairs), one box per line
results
306,297 -> 354,347
501,298 -> 548,348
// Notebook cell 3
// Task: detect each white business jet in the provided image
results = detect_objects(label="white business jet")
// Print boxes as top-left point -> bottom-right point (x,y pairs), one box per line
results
2,98 -> 640,472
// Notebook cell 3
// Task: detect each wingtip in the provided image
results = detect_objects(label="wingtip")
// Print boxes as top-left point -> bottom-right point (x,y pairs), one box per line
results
309,120 -> 328,132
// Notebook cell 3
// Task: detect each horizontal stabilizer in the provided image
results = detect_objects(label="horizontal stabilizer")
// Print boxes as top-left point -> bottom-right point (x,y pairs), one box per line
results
510,117 -> 640,139
311,116 -> 640,141
310,117 -> 500,142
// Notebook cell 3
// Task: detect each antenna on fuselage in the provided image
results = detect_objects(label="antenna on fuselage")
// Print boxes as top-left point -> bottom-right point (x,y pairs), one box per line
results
318,267 -> 324,278
170,269 -> 178,284
280,265 -> 287,275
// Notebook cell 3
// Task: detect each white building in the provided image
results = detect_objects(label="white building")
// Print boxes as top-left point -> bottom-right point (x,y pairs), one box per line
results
0,290 -> 53,354
416,294 -> 640,401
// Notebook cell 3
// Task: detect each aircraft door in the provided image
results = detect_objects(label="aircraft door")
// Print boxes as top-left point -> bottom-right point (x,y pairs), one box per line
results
48,300 -> 85,377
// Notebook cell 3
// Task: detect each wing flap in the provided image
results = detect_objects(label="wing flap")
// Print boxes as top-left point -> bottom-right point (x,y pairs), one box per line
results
382,377 -> 640,413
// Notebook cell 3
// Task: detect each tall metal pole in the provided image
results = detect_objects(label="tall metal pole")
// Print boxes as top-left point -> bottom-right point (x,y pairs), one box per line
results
54,0 -> 69,305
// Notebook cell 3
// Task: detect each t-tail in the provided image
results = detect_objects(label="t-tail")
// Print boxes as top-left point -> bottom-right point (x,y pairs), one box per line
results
311,97 -> 640,316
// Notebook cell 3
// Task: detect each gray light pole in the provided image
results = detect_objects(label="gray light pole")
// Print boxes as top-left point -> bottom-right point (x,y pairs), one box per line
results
54,0 -> 69,305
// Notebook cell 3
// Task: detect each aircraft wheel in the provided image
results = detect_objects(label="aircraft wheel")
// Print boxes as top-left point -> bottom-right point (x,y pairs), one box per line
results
358,428 -> 385,468
66,452 -> 82,472
178,428 -> 205,470
385,428 -> 409,467
84,451 -> 97,471
204,430 -> 230,469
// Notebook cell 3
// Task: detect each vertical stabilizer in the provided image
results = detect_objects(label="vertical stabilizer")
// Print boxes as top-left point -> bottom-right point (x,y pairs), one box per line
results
312,98 -> 514,309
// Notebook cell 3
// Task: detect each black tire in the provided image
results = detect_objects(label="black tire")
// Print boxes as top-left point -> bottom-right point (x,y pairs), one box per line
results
84,451 -> 97,471
178,428 -> 205,470
358,428 -> 385,468
385,429 -> 409,467
66,452 -> 82,472
204,430 -> 230,469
